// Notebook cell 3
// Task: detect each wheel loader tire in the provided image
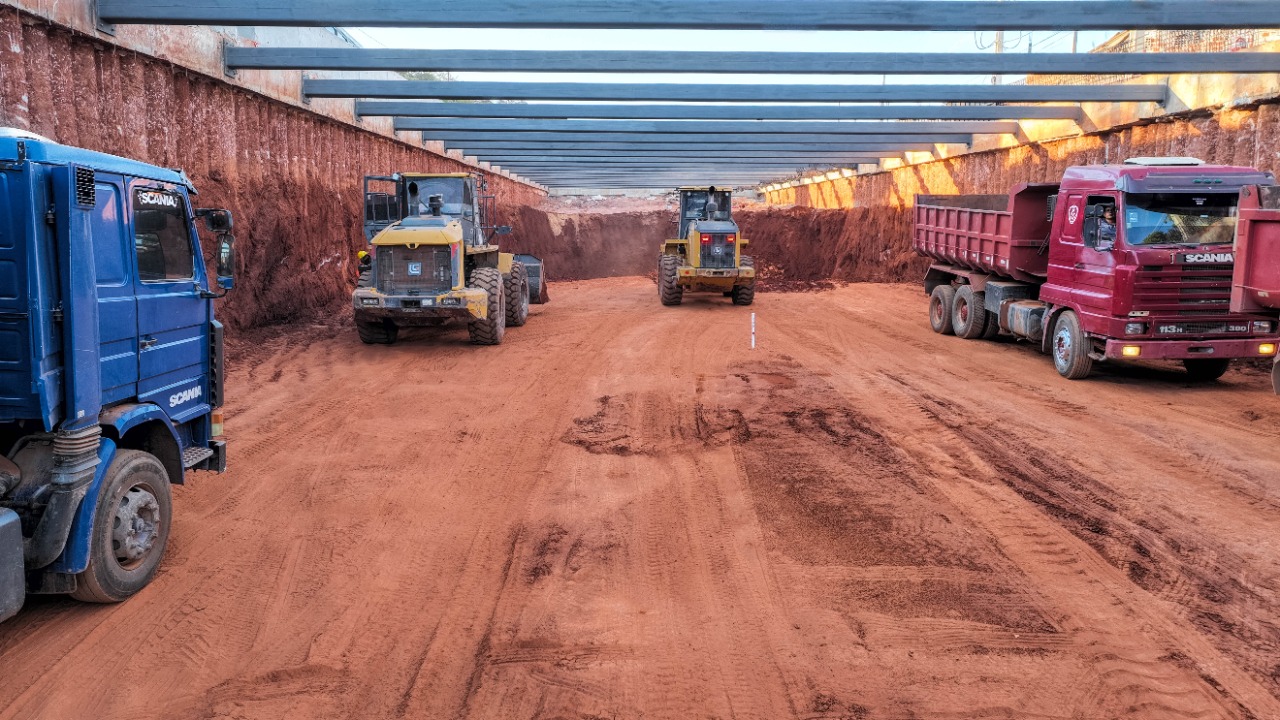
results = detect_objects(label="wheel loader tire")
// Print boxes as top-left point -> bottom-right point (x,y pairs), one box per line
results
1051,310 -> 1093,380
952,285 -> 988,340
929,285 -> 956,335
356,319 -> 398,345
468,267 -> 506,346
504,262 -> 530,328
732,256 -> 756,306
659,254 -> 683,306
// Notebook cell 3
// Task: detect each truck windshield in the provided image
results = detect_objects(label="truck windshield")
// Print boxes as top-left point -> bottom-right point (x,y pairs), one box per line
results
407,178 -> 465,216
1123,193 -> 1238,246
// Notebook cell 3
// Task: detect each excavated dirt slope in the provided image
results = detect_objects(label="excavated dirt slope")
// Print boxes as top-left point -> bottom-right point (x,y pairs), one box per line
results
3,279 -> 1278,719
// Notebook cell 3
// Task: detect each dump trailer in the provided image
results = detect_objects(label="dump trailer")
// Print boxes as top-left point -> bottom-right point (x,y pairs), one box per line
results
353,173 -> 545,346
658,187 -> 756,306
914,158 -> 1280,380
0,129 -> 235,621
1232,184 -> 1280,392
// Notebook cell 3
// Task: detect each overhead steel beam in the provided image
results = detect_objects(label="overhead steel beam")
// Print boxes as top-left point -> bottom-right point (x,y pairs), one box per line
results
447,142 -> 943,152
235,48 -> 1280,76
496,162 -> 875,169
304,79 -> 1168,104
395,118 -> 1020,135
359,101 -> 1082,122
490,155 -> 887,163
99,1 -> 1280,30
429,132 -> 975,144
474,153 -> 905,161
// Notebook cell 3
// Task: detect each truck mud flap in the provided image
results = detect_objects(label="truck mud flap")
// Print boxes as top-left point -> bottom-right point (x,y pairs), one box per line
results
0,509 -> 25,623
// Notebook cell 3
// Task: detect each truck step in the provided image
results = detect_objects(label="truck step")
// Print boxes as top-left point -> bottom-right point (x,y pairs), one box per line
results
182,447 -> 215,469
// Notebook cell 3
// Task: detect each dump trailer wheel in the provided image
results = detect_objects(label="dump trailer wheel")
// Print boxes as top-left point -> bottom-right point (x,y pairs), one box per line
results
952,285 -> 988,339
658,254 -> 683,306
929,285 -> 956,335
71,450 -> 172,603
504,262 -> 530,328
1051,310 -> 1093,380
981,308 -> 1001,339
356,319 -> 398,345
468,267 -> 506,345
1183,358 -> 1231,382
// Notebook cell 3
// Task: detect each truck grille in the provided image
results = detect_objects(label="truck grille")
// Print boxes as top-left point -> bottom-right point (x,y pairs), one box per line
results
1133,264 -> 1233,317
700,235 -> 736,269
376,246 -> 453,295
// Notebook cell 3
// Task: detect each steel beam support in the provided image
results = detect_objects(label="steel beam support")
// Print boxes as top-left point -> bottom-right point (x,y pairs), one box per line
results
395,118 -> 1019,135
235,48 -> 1280,76
447,142 -> 942,152
304,79 -> 1168,104
99,1 -> 1280,30
358,101 -> 1081,122
473,153 -> 905,161
429,132 -> 975,144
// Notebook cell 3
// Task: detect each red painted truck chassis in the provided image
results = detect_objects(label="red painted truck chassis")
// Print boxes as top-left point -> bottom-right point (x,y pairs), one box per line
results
914,160 -> 1280,381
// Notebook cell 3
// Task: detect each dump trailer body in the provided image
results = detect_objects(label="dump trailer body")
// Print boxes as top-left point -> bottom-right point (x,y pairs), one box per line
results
0,128 -> 231,620
914,162 -> 1280,380
1232,184 -> 1280,391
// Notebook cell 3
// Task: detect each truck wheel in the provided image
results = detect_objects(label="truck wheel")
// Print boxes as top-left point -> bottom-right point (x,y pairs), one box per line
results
1051,311 -> 1093,380
981,309 -> 1001,339
504,262 -> 530,328
468,267 -> 506,345
1272,357 -> 1280,395
952,285 -> 988,340
929,285 -> 955,335
356,319 -> 398,345
71,450 -> 172,603
659,254 -> 683,306
1183,358 -> 1231,382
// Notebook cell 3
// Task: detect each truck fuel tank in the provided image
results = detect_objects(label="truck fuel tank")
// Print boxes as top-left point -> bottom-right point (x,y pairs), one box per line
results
1003,300 -> 1048,342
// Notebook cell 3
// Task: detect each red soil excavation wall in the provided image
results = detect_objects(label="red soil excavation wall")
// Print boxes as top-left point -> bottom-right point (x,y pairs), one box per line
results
763,103 -> 1280,285
0,8 -> 544,330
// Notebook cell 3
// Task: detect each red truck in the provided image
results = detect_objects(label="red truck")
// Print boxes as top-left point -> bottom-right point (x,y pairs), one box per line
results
1233,184 -> 1280,392
914,158 -> 1280,381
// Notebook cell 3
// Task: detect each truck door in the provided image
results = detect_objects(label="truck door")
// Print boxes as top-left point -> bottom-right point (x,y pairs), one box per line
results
1046,193 -> 1087,296
91,175 -> 139,405
0,168 -> 32,418
129,182 -> 210,423
1075,195 -> 1119,322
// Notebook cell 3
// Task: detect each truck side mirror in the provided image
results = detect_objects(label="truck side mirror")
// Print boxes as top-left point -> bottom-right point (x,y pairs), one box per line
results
216,235 -> 235,290
200,208 -> 234,233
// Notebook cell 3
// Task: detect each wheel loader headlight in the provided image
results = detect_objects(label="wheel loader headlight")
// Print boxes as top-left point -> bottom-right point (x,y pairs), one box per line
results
361,298 -> 379,307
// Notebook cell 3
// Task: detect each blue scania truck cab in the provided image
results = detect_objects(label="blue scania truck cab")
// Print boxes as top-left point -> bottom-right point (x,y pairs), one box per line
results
0,129 -> 235,621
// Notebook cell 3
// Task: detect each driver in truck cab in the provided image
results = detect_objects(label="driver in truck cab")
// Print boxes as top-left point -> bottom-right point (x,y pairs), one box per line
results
1097,204 -> 1118,249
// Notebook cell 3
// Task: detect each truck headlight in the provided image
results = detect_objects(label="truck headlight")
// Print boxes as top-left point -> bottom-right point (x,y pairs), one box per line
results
1124,322 -> 1147,336
1260,343 -> 1278,356
361,298 -> 379,307
1252,321 -> 1276,334
1121,345 -> 1142,358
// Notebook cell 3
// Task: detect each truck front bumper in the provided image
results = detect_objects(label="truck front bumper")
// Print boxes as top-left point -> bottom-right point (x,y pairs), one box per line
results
353,288 -> 490,322
1102,337 -> 1280,361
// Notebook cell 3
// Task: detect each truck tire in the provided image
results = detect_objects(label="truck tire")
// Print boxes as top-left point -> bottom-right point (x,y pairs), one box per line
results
1183,358 -> 1231,382
468,267 -> 506,345
952,285 -> 988,340
1051,311 -> 1093,380
356,319 -> 398,345
504,262 -> 530,328
981,308 -> 1001,339
659,254 -> 683,306
71,450 -> 172,603
929,285 -> 956,335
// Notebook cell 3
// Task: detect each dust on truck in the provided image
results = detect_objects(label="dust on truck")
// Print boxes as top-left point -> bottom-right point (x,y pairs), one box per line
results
658,186 -> 756,306
914,158 -> 1279,380
0,129 -> 236,622
1232,184 -> 1280,392
353,173 -> 546,346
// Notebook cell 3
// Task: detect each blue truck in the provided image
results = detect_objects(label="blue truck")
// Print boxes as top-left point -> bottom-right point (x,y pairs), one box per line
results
0,129 -> 235,621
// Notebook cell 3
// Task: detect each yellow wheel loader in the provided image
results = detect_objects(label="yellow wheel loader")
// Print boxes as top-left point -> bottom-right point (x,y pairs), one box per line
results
658,186 -> 755,306
352,173 -> 546,345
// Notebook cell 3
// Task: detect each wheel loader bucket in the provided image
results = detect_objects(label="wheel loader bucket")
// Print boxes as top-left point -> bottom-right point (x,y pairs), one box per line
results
516,254 -> 549,304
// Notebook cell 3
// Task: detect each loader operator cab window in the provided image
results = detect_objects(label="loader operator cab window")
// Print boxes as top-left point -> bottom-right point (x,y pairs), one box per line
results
408,179 -> 465,218
133,188 -> 195,281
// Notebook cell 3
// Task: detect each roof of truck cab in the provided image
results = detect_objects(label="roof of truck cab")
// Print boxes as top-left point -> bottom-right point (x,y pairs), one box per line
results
1062,163 -> 1274,192
0,128 -> 191,188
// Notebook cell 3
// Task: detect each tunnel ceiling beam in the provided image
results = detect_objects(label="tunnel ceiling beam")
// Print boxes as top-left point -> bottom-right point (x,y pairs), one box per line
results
359,102 -> 1082,122
305,80 -> 1167,104
234,49 -> 1280,76
471,152 -> 907,160
448,142 -> 943,152
395,118 -> 1019,135
99,1 -> 1280,30
429,132 -> 974,144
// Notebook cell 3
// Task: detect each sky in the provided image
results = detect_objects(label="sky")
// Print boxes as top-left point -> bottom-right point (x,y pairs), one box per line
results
350,28 -> 1118,88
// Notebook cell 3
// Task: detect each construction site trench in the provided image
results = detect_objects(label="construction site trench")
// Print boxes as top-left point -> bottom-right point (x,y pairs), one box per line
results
5,6 -> 1280,720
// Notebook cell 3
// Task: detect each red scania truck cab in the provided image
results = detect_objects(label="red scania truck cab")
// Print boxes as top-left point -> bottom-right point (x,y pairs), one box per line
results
914,158 -> 1280,381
